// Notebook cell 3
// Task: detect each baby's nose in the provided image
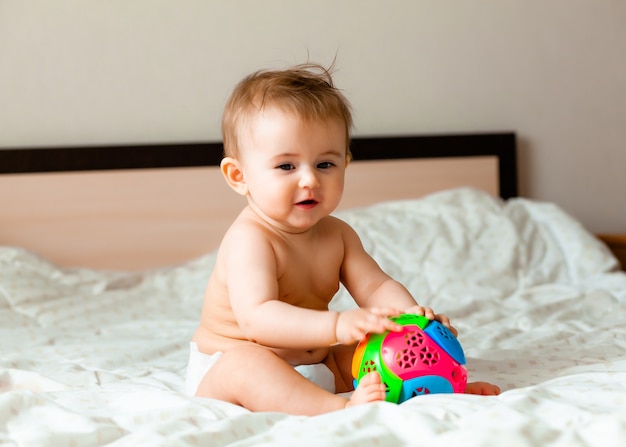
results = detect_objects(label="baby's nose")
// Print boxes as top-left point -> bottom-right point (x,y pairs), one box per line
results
298,168 -> 320,188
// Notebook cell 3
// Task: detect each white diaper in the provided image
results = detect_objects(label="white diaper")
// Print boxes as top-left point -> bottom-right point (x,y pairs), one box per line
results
185,342 -> 336,396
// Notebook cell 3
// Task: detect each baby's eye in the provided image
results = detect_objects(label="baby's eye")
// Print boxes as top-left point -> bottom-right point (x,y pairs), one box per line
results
317,161 -> 335,169
277,163 -> 295,171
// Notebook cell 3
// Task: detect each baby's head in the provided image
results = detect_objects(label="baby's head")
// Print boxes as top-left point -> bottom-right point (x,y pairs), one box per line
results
222,63 -> 353,160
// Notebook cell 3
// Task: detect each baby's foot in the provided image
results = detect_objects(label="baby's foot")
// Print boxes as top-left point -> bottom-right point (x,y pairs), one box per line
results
346,372 -> 387,408
465,381 -> 501,395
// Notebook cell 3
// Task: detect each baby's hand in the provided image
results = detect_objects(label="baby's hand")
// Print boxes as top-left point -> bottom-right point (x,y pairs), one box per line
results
404,305 -> 458,337
335,307 -> 403,345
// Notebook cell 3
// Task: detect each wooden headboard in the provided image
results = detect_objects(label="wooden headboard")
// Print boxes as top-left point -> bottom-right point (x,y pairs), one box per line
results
0,133 -> 517,270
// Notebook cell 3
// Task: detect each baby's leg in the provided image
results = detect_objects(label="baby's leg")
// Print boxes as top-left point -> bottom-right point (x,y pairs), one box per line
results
195,345 -> 385,415
323,343 -> 359,393
345,371 -> 387,406
465,381 -> 501,395
322,343 -> 386,405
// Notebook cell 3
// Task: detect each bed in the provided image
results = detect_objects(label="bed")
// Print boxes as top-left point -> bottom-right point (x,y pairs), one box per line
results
1,132 -> 626,446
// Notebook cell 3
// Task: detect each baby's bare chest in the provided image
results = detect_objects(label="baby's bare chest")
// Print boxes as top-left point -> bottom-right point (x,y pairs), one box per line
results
275,240 -> 344,307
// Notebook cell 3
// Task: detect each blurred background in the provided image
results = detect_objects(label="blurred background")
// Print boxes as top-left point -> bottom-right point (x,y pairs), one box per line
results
0,1 -> 624,232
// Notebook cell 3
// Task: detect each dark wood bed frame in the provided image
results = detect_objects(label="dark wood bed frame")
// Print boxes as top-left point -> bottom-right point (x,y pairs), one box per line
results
0,133 -> 517,199
0,132 -> 517,269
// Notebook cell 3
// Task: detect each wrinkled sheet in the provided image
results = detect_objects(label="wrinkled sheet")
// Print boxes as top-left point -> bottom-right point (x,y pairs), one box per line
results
1,188 -> 625,446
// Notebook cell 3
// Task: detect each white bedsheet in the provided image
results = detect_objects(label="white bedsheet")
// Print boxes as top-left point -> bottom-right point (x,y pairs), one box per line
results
1,188 -> 625,446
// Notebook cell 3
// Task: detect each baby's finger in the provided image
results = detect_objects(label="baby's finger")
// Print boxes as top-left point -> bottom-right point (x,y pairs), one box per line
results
362,315 -> 402,334
436,313 -> 451,326
435,314 -> 458,337
403,305 -> 422,315
378,316 -> 403,333
422,307 -> 436,319
369,307 -> 402,318
408,306 -> 427,317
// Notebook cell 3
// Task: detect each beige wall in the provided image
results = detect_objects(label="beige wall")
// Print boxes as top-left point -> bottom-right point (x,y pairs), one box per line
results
0,1 -> 624,233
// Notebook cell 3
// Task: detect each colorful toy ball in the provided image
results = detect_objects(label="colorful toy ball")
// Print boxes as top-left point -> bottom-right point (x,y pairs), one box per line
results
352,314 -> 467,403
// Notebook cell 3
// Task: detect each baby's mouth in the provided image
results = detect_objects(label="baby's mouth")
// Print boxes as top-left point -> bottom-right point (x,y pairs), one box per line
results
296,199 -> 318,208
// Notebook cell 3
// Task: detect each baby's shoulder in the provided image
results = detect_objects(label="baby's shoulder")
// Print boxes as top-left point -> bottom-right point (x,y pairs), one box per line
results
319,214 -> 348,228
215,215 -> 277,269
222,212 -> 273,245
319,215 -> 357,235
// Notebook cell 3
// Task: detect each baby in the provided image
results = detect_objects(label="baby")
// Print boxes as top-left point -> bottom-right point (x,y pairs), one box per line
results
187,63 -> 500,415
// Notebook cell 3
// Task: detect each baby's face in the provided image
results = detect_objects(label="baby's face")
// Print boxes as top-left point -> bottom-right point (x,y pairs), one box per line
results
237,107 -> 348,233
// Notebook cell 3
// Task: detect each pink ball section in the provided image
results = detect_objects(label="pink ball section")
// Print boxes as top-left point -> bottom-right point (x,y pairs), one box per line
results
352,315 -> 468,403
381,324 -> 467,394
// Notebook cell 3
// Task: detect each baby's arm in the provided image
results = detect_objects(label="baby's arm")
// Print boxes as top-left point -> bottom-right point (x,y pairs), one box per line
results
221,222 -> 400,348
338,220 -> 456,333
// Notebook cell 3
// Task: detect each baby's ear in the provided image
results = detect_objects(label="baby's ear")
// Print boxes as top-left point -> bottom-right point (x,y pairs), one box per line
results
220,157 -> 248,196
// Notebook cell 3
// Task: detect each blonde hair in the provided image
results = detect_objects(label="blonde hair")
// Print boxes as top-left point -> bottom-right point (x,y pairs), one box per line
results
221,63 -> 353,159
